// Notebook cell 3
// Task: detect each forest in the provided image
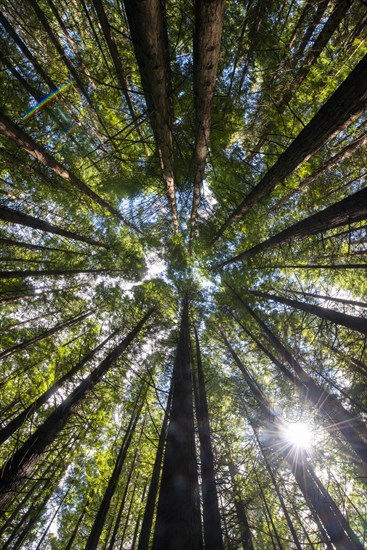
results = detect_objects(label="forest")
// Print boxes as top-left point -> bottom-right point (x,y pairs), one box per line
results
0,0 -> 367,548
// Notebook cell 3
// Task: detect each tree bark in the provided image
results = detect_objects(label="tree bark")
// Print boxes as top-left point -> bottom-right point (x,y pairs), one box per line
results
0,268 -> 122,279
0,328 -> 119,445
138,385 -> 173,550
85,388 -> 144,549
0,308 -> 154,510
213,52 -> 367,241
270,133 -> 367,211
247,288 -> 367,336
0,236 -> 83,255
193,325 -> 223,549
152,295 -> 202,549
0,205 -> 108,248
220,328 -> 363,550
0,309 -> 93,361
218,186 -> 367,266
0,111 -> 141,232
123,0 -> 179,233
189,0 -> 225,242
227,457 -> 254,550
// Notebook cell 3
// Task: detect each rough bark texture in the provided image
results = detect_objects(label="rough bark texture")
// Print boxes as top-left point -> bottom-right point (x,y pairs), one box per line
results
138,385 -> 172,550
0,205 -> 108,248
0,309 -> 153,510
248,288 -> 367,336
214,52 -> 367,240
193,326 -> 223,549
0,309 -> 93,361
152,296 -> 202,549
219,186 -> 367,266
85,391 -> 143,549
0,111 -> 140,231
123,0 -> 179,233
0,329 -> 119,445
189,0 -> 225,241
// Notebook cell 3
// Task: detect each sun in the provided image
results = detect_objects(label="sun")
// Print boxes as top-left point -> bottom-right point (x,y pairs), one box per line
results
283,421 -> 313,450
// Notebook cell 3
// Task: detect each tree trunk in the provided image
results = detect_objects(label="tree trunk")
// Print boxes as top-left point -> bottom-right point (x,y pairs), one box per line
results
220,328 -> 363,550
271,133 -> 367,211
277,288 -> 367,309
90,0 -> 145,143
219,186 -> 367,266
107,448 -> 139,550
193,325 -> 223,549
0,205 -> 108,248
138,384 -> 173,550
247,288 -> 367,336
0,309 -> 93,361
85,388 -> 144,549
0,268 -> 122,279
0,236 -> 83,255
0,12 -> 55,89
0,308 -> 154,510
0,328 -> 119,445
0,111 -> 141,232
213,52 -> 367,240
152,295 -> 202,549
189,0 -> 225,241
123,0 -> 179,233
227,457 -> 254,550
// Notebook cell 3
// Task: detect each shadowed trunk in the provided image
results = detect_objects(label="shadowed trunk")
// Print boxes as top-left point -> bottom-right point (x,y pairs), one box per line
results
85,389 -> 144,550
189,0 -> 225,241
0,328 -> 119,445
0,268 -> 123,279
152,295 -> 202,549
138,385 -> 173,550
193,325 -> 223,549
123,0 -> 179,233
214,52 -> 367,240
0,309 -> 94,360
218,186 -> 367,266
246,288 -> 367,336
0,205 -> 108,248
0,111 -> 140,232
219,328 -> 363,550
0,308 -> 154,510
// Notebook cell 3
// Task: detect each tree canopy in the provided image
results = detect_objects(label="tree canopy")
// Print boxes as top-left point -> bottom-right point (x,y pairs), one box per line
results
1,0 -> 367,548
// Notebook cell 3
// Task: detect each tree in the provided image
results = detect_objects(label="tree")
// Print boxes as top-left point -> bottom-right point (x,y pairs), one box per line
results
1,1 -> 367,548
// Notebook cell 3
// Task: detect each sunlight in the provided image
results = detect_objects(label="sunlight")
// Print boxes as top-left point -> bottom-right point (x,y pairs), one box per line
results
283,421 -> 313,450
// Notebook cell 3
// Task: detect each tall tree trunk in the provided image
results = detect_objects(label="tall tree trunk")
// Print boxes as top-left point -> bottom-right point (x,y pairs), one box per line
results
189,0 -> 225,241
0,236 -> 84,255
276,288 -> 367,309
107,448 -> 138,550
0,309 -> 93,361
90,0 -> 145,143
0,12 -> 55,89
271,133 -> 367,211
86,388 -> 144,549
0,268 -> 122,280
227,287 -> 367,461
213,52 -> 367,241
246,288 -> 367,336
193,325 -> 223,549
138,385 -> 173,550
227,457 -> 254,550
218,186 -> 367,266
219,328 -> 363,550
0,328 -> 119,445
0,308 -> 154,510
0,111 -> 141,232
152,295 -> 202,549
123,0 -> 179,233
0,205 -> 108,248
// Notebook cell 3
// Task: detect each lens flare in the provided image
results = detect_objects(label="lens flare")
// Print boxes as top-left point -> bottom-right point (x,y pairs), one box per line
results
21,79 -> 75,122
